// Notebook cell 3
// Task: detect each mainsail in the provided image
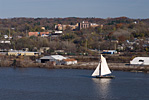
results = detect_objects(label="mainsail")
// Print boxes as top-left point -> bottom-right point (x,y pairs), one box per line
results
100,55 -> 111,76
92,55 -> 111,76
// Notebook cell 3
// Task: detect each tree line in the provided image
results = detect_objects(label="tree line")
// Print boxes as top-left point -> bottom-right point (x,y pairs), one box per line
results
0,17 -> 148,55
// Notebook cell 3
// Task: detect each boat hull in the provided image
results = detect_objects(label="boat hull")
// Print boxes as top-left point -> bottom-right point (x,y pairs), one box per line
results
96,76 -> 115,79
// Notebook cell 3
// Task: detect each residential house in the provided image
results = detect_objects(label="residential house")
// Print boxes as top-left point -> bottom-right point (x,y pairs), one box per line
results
28,32 -> 39,37
0,40 -> 11,44
39,47 -> 50,53
62,59 -> 77,65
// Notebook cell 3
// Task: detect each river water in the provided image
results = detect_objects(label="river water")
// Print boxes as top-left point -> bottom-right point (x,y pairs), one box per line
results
0,67 -> 148,100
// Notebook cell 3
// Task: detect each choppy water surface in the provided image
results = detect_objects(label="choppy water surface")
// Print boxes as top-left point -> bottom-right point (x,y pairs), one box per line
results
0,67 -> 148,100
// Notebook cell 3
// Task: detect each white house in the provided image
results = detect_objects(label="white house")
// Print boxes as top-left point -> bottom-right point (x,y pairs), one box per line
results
4,35 -> 8,39
130,57 -> 149,65
55,31 -> 63,34
62,59 -> 77,65
0,40 -> 11,44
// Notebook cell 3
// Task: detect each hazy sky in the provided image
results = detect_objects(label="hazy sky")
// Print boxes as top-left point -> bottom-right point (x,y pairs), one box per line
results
0,0 -> 149,19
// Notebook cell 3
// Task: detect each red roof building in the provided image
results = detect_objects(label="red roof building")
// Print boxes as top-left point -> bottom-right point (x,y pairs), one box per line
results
28,32 -> 49,37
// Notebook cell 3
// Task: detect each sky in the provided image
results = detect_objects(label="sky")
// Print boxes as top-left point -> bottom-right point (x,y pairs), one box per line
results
0,0 -> 149,19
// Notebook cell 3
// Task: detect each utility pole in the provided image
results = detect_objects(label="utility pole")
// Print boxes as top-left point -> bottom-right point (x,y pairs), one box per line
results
26,30 -> 28,37
9,29 -> 10,40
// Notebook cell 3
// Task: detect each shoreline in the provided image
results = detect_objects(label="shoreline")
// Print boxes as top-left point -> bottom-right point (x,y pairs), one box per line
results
0,56 -> 148,73
54,63 -> 149,73
5,62 -> 149,73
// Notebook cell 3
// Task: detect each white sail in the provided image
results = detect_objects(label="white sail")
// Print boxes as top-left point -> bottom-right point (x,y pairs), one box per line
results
92,62 -> 100,76
100,55 -> 111,76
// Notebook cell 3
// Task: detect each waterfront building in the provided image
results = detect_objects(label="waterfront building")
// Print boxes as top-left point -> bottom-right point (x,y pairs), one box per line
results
130,57 -> 149,65
62,59 -> 77,65
38,55 -> 77,65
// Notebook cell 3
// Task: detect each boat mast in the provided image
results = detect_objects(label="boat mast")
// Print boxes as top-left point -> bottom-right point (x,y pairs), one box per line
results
100,54 -> 102,76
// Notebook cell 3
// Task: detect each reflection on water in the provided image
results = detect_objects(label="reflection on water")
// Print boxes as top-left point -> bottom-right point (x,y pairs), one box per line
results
92,78 -> 112,99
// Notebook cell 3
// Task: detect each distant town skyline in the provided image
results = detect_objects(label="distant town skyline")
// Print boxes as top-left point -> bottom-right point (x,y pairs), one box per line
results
0,0 -> 149,19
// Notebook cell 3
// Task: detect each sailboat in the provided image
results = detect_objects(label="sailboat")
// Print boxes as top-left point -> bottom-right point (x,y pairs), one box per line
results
92,54 -> 115,78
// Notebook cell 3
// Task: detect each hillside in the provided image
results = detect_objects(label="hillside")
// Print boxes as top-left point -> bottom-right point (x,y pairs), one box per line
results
0,17 -> 148,56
